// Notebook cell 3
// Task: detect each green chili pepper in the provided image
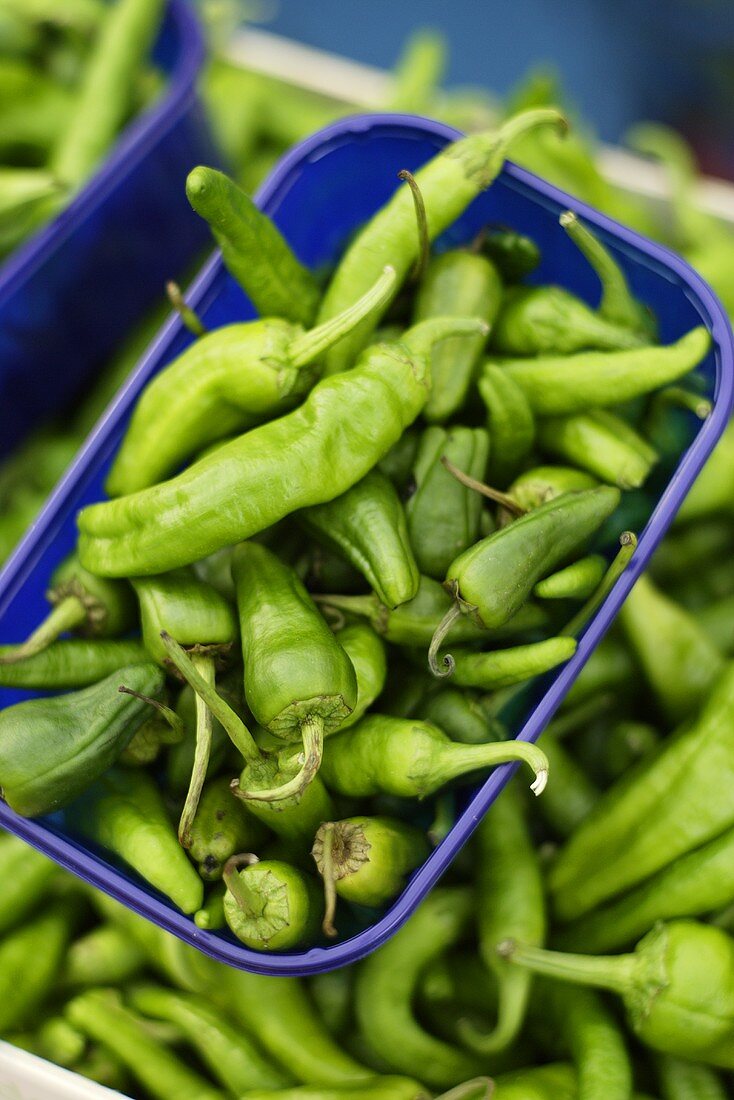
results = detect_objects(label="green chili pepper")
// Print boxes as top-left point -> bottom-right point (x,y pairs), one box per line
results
130,983 -> 291,1092
335,621 -> 387,729
51,0 -> 166,187
354,887 -> 483,1088
0,833 -> 56,935
62,922 -> 146,987
560,210 -> 655,338
495,325 -> 710,416
221,853 -> 321,950
67,768 -> 204,913
501,919 -> 734,1066
78,317 -> 487,577
418,687 -> 505,745
482,227 -> 541,282
321,713 -> 549,797
644,384 -> 712,464
194,882 -> 226,930
537,409 -> 658,490
0,662 -> 163,816
231,540 -> 358,799
0,901 -> 77,1032
0,552 -> 135,665
477,363 -> 536,487
186,166 -> 320,326
35,1017 -> 87,1068
619,573 -> 724,722
309,968 -> 354,1038
656,1055 -> 728,1100
447,636 -> 577,690
238,1079 -> 432,1100
312,816 -> 428,937
536,734 -> 599,838
317,108 -> 565,375
492,1064 -> 577,1100
413,251 -> 500,422
66,990 -> 226,1100
107,267 -> 396,496
460,782 -> 544,1055
301,468 -> 419,608
429,487 -> 620,675
549,662 -> 734,921
504,465 -> 598,514
491,284 -> 647,356
406,426 -> 490,580
187,776 -> 267,881
534,554 -> 607,600
559,821 -> 734,955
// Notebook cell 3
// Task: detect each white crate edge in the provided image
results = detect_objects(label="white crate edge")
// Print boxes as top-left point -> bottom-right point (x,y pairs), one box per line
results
0,1042 -> 123,1100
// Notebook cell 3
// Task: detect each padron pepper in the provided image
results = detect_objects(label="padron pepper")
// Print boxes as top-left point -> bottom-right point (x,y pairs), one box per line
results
537,409 -> 658,490
478,363 -> 535,487
482,226 -> 541,282
300,468 -> 419,608
222,853 -> 322,951
78,316 -> 488,577
334,621 -> 387,730
106,266 -> 396,496
187,776 -> 268,881
0,638 -> 149,690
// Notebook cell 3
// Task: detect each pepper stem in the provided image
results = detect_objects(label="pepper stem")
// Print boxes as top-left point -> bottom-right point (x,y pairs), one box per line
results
402,316 -> 489,361
178,653 -> 215,849
318,822 -> 339,939
240,714 -> 324,804
0,596 -> 87,664
428,603 -> 463,677
288,265 -> 397,368
431,738 -> 549,796
398,168 -> 430,281
166,281 -> 207,338
650,384 -> 712,421
159,632 -> 262,764
117,686 -> 184,741
560,210 -> 642,331
440,456 -> 526,515
498,938 -> 636,996
222,853 -> 260,916
562,531 -> 637,637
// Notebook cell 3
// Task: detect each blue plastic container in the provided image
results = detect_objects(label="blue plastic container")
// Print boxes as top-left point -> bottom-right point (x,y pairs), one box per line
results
0,114 -> 732,976
0,0 -> 218,460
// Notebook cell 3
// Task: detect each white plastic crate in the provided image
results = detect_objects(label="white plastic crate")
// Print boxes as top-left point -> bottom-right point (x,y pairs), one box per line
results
0,1041 -> 122,1099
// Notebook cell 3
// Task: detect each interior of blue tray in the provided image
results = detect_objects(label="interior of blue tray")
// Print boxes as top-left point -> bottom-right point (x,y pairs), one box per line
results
0,118 -> 725,973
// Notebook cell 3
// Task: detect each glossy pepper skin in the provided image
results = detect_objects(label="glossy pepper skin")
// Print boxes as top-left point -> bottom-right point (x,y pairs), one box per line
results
222,856 -> 322,951
0,638 -> 149,689
478,364 -> 535,487
188,776 -> 268,881
406,426 -> 490,579
131,567 -> 238,668
335,621 -> 387,730
106,267 -> 396,496
300,469 -> 419,608
412,249 -> 500,422
537,409 -> 658,490
77,317 -> 487,577
316,107 -> 565,375
0,662 -> 163,817
186,165 -> 320,327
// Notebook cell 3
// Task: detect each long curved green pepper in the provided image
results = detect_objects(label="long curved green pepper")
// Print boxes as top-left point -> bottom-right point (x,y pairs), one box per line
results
656,1055 -> 728,1100
497,325 -> 711,416
619,573 -> 724,721
0,902 -> 78,1033
129,984 -> 292,1093
501,920 -> 734,1066
428,487 -> 620,676
188,776 -> 268,880
300,468 -> 419,607
66,990 -> 226,1100
232,540 -> 358,798
222,854 -> 321,951
186,166 -> 320,326
477,364 -> 536,487
561,531 -> 637,638
335,621 -> 387,729
460,782 -> 544,1055
448,636 -> 577,690
51,0 -> 166,187
62,923 -> 146,987
354,887 -> 483,1088
0,661 -> 164,816
0,637 -> 149,689
317,107 -> 566,375
492,1064 -> 577,1100
238,1079 -> 431,1100
537,410 -> 658,490
67,768 -> 204,913
549,662 -> 734,921
491,284 -> 647,356
413,250 -> 501,422
78,317 -> 488,577
107,266 -> 396,496
312,817 -> 428,936
560,210 -> 656,337
0,551 -> 135,665
406,426 -> 490,580
0,835 -> 56,936
320,713 -> 549,797
534,554 -> 607,600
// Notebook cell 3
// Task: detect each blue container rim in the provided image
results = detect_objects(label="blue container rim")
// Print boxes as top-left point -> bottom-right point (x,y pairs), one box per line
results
1,113 -> 733,976
0,0 -> 205,303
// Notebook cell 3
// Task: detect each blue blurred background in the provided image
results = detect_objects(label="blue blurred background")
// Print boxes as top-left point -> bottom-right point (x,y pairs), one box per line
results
262,0 -> 734,176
